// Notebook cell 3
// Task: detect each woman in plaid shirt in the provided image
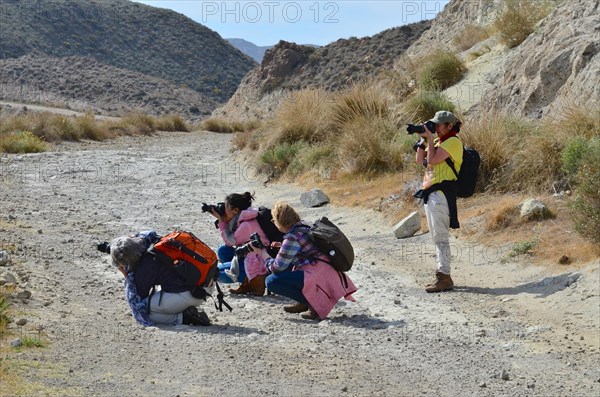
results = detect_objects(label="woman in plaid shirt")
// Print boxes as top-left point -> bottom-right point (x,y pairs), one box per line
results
256,201 -> 357,320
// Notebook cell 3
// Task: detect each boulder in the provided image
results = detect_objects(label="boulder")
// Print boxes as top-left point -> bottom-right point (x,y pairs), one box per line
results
300,189 -> 330,207
518,199 -> 550,220
393,211 -> 421,239
0,251 -> 10,266
0,271 -> 17,285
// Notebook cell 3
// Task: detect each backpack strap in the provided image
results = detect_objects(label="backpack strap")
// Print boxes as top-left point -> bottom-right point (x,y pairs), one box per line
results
445,157 -> 459,179
163,239 -> 208,264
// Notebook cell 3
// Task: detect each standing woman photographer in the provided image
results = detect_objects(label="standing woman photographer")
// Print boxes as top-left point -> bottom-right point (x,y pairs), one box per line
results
209,192 -> 271,296
414,111 -> 463,293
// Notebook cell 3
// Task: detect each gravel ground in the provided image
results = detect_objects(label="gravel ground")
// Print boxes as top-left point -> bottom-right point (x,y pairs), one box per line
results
1,131 -> 599,396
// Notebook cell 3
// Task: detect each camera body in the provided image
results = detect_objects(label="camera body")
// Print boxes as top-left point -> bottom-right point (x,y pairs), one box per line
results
201,202 -> 226,217
235,232 -> 265,257
406,120 -> 437,135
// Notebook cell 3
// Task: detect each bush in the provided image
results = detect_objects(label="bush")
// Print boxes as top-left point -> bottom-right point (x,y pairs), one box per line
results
570,137 -> 600,244
270,89 -> 333,145
453,24 -> 491,51
259,142 -> 307,176
494,0 -> 555,48
418,51 -> 466,90
403,91 -> 456,123
0,131 -> 48,153
562,137 -> 587,178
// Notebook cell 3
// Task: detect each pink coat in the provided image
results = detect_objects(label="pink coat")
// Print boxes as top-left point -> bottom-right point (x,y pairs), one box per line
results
300,261 -> 357,320
218,209 -> 269,280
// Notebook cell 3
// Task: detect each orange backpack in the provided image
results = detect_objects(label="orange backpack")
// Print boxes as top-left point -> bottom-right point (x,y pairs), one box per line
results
152,231 -> 218,288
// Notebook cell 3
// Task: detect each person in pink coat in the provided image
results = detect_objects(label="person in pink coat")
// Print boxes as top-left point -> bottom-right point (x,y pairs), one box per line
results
210,192 -> 270,296
255,201 -> 357,320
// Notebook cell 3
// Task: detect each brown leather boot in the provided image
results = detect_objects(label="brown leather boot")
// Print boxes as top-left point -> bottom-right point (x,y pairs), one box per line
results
425,272 -> 454,293
301,307 -> 319,320
283,302 -> 309,313
249,274 -> 267,296
229,278 -> 253,294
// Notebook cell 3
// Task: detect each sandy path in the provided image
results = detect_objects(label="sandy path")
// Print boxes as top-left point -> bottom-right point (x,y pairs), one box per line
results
1,132 -> 598,396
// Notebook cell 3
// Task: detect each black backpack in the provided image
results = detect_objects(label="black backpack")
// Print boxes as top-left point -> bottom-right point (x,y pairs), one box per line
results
305,217 -> 354,272
445,146 -> 481,198
255,206 -> 285,257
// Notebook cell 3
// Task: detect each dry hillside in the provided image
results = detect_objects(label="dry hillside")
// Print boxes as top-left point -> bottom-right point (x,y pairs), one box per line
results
0,55 -> 216,118
0,0 -> 256,114
213,22 -> 431,120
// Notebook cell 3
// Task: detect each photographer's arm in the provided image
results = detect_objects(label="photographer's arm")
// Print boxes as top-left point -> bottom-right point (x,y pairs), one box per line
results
427,145 -> 450,165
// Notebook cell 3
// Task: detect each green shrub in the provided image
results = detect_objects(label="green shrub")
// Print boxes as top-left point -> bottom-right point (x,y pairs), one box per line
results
494,0 -> 555,48
562,137 -> 587,177
260,142 -> 307,176
0,131 -> 48,153
570,137 -> 600,244
403,91 -> 456,123
418,51 -> 466,90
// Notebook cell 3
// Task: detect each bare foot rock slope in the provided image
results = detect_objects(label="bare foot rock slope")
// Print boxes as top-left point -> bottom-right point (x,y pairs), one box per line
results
1,132 -> 598,396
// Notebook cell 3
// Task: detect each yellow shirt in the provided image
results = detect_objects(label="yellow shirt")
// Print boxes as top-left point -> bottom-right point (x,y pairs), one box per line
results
422,136 -> 463,189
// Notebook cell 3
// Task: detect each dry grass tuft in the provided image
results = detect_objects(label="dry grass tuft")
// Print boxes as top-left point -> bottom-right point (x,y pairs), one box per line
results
270,89 -> 333,145
330,82 -> 392,130
453,24 -> 491,51
494,0 -> 556,48
403,91 -> 457,123
418,51 -> 467,90
336,116 -> 404,174
156,114 -> 190,132
201,118 -> 260,133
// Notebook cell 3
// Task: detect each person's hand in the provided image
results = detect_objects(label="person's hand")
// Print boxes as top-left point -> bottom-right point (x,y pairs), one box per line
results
420,125 -> 435,141
270,241 -> 282,249
211,209 -> 228,223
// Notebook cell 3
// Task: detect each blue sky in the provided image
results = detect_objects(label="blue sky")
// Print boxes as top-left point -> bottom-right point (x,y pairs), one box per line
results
134,1 -> 449,46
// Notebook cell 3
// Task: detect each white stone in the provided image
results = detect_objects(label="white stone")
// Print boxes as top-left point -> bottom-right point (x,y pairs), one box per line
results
393,211 -> 421,239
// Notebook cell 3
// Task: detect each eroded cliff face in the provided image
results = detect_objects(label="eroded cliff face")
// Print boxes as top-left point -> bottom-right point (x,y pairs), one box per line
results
479,0 -> 600,118
215,0 -> 599,122
212,41 -> 310,120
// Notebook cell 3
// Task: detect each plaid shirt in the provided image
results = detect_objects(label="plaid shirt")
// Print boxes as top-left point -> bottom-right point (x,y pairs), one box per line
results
265,222 -> 322,273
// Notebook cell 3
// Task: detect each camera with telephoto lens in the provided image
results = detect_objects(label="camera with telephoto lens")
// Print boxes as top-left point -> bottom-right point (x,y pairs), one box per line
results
201,202 -> 226,217
235,233 -> 265,257
406,120 -> 437,135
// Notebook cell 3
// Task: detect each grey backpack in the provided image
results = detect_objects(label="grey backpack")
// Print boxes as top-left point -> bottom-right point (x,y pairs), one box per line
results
307,217 -> 354,272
